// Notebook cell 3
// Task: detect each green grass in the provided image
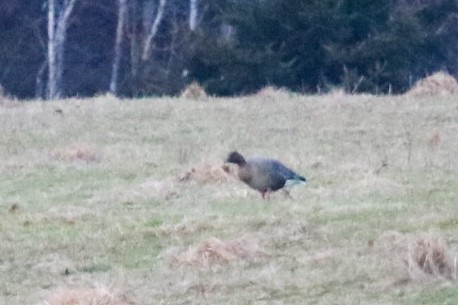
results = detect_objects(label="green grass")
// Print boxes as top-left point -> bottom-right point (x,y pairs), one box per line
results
1,93 -> 458,304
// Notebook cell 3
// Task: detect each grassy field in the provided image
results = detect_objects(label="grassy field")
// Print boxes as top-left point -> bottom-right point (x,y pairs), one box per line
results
1,91 -> 458,305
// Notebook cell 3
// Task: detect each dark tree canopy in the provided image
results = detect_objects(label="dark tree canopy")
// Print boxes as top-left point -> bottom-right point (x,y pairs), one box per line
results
1,0 -> 458,98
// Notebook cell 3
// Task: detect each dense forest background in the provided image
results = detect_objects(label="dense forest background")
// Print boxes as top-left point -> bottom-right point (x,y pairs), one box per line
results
1,0 -> 458,99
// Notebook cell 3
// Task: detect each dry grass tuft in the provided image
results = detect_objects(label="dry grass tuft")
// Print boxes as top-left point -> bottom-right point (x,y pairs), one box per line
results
375,232 -> 457,285
40,285 -> 135,305
406,71 -> 458,97
50,143 -> 100,163
180,82 -> 208,100
319,87 -> 367,106
9,203 -> 20,213
254,86 -> 293,99
178,161 -> 235,184
0,86 -> 20,108
170,235 -> 264,267
407,237 -> 456,280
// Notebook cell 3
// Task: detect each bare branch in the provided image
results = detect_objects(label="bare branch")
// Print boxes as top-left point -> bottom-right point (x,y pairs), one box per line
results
56,0 -> 77,40
142,0 -> 167,61
62,0 -> 78,26
110,0 -> 128,94
189,0 -> 198,31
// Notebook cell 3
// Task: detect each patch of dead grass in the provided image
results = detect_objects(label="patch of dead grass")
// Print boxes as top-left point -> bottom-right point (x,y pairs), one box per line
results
407,237 -> 456,280
169,235 -> 265,267
180,82 -> 208,100
155,221 -> 216,237
320,88 -> 348,104
376,232 -> 457,284
50,143 -> 100,163
354,171 -> 404,193
254,86 -> 293,99
32,253 -> 76,277
406,71 -> 458,97
23,206 -> 94,226
94,177 -> 178,205
178,160 -> 235,184
138,178 -> 174,198
253,218 -> 313,249
39,285 -> 134,305
0,162 -> 25,172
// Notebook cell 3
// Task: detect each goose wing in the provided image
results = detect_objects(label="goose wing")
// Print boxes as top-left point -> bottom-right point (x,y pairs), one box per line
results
248,158 -> 301,191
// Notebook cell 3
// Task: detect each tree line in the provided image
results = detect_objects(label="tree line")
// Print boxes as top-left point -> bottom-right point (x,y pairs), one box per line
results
1,0 -> 458,99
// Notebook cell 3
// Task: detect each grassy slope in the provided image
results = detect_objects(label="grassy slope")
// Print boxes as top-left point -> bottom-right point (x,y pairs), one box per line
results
1,93 -> 457,304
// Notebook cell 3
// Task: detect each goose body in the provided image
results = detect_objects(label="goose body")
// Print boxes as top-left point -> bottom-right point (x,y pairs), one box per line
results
226,151 -> 306,198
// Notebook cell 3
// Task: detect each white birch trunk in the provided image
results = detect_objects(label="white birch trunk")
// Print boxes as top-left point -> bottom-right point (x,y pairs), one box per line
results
110,0 -> 127,94
47,0 -> 77,100
141,0 -> 167,61
189,0 -> 198,31
47,0 -> 57,99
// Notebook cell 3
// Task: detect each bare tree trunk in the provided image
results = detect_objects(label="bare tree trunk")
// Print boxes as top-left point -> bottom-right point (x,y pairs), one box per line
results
110,0 -> 128,95
141,0 -> 167,61
189,0 -> 198,31
125,0 -> 168,95
165,9 -> 179,77
129,1 -> 140,78
47,0 -> 57,99
35,61 -> 47,99
47,0 -> 77,100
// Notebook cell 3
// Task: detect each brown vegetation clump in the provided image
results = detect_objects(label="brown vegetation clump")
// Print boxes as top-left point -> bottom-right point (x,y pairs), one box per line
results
180,82 -> 208,99
407,237 -> 455,280
178,161 -> 236,184
375,232 -> 457,284
254,86 -> 293,99
406,71 -> 458,97
9,203 -> 20,213
40,285 -> 135,305
319,87 -> 355,106
50,143 -> 100,163
170,236 -> 264,267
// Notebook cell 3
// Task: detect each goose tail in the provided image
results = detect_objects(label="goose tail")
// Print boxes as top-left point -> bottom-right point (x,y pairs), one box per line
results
284,175 -> 307,187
